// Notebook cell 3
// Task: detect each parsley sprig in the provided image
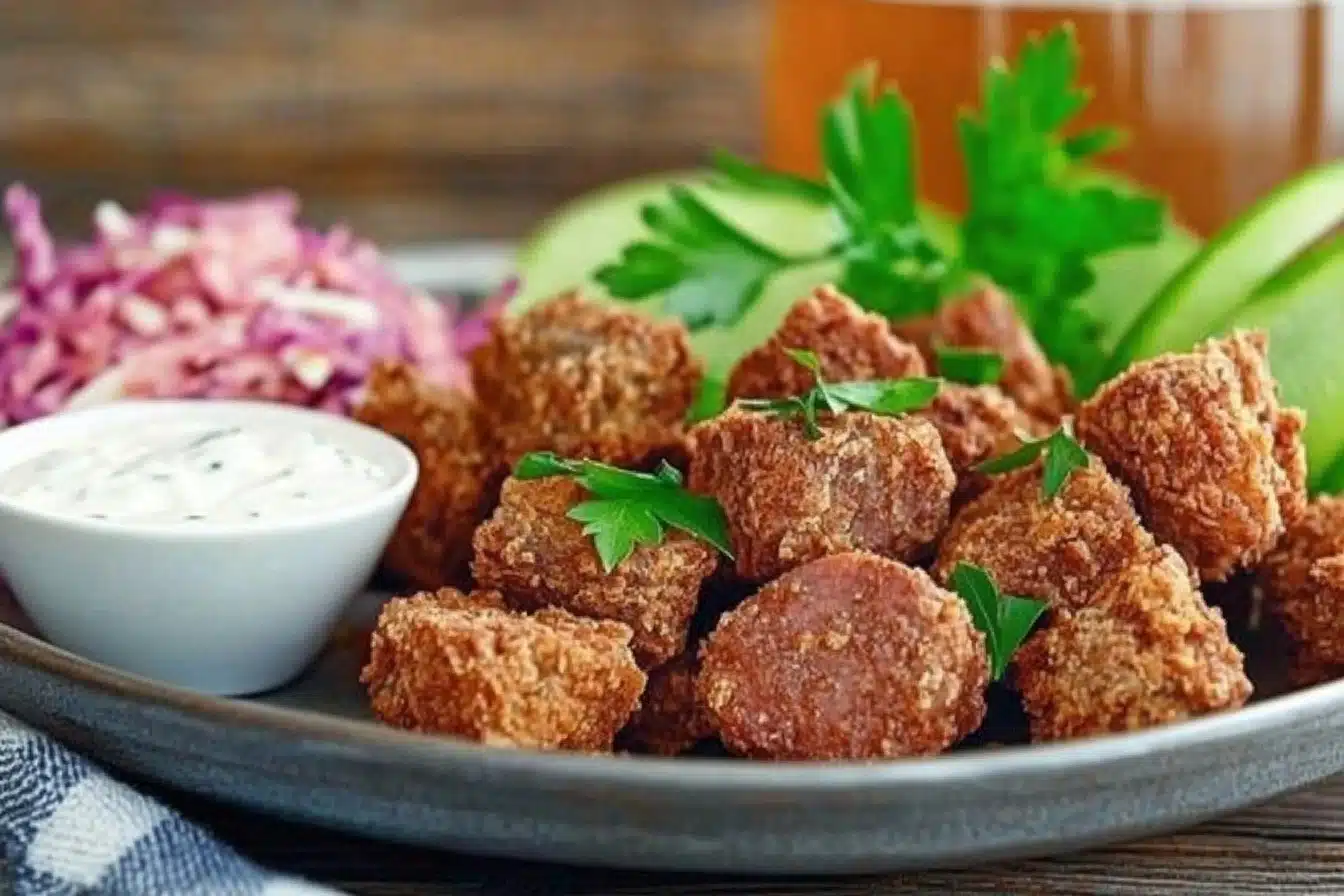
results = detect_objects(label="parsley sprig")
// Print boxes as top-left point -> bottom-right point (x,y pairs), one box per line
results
975,425 -> 1090,500
935,345 -> 1005,386
593,24 -> 1164,393
950,562 -> 1048,680
957,26 -> 1164,392
514,452 -> 733,573
737,348 -> 940,439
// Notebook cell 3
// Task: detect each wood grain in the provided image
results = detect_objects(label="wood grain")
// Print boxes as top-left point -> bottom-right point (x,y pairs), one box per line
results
0,0 -> 762,243
157,777 -> 1344,895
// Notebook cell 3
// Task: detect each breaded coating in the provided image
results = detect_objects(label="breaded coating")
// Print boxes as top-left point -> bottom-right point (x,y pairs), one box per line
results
1076,331 -> 1307,582
361,588 -> 645,751
894,285 -> 1073,425
355,361 -> 499,590
1015,548 -> 1251,741
934,460 -> 1158,615
617,650 -> 714,756
917,383 -> 1042,505
698,552 -> 988,760
688,407 -> 955,583
470,293 -> 701,467
1261,496 -> 1344,665
725,286 -> 926,402
471,476 -> 717,668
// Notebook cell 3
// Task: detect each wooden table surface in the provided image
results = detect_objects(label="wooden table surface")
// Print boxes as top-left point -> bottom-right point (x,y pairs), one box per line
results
157,778 -> 1344,895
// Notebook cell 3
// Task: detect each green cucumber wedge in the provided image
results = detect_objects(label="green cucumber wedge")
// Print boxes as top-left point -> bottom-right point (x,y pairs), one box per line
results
1107,160 -> 1344,376
1225,234 -> 1344,491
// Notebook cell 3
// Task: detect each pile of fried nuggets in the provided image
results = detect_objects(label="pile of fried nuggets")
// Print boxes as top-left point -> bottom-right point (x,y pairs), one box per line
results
354,284 -> 1336,761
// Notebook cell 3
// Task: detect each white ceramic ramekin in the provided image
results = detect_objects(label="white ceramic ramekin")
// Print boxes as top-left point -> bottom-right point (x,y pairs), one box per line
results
0,400 -> 417,695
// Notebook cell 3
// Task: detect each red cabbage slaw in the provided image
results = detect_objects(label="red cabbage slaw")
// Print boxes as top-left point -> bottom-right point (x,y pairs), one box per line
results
0,184 -> 509,424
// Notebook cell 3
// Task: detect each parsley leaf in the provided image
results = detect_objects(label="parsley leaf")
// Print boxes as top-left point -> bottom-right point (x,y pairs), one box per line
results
825,66 -> 948,318
935,345 -> 1005,385
950,561 -> 1048,680
593,185 -> 791,329
738,347 -> 940,439
975,426 -> 1090,501
513,452 -> 733,572
957,25 -> 1165,393
709,149 -> 831,206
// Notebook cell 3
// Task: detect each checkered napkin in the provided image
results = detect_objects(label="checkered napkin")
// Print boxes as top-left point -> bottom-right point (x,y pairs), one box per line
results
0,711 -> 343,895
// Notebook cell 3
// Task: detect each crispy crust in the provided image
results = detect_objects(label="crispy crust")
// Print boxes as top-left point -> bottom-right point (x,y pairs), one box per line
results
1015,548 -> 1251,742
917,383 -> 1043,505
1076,331 -> 1307,582
360,588 -> 645,751
725,286 -> 926,402
354,361 -> 499,590
469,293 -> 701,467
895,285 -> 1073,426
688,407 -> 955,583
1261,496 -> 1344,665
934,460 -> 1158,615
616,649 -> 714,756
471,476 -> 717,668
698,552 -> 988,760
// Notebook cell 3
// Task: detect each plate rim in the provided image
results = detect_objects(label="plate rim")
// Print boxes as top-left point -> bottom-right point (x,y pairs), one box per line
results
4,617 -> 1342,794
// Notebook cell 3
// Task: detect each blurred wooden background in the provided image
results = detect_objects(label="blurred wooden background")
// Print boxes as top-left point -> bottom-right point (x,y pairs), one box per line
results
0,0 -> 763,244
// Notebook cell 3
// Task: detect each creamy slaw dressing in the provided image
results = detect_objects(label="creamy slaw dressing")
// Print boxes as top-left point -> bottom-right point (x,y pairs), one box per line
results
0,421 -> 390,523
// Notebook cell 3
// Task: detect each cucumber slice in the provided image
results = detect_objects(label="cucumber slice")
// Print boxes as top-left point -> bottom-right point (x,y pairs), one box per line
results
1225,234 -> 1344,490
1107,160 -> 1344,375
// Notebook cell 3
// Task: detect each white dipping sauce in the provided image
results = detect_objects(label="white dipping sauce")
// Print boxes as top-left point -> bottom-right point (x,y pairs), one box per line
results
0,421 -> 391,523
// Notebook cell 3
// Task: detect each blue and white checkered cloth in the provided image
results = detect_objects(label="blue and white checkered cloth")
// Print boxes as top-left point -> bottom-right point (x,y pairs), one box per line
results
0,711 -> 343,895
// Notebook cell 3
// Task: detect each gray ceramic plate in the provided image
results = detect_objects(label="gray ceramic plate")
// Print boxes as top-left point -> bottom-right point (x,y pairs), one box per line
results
1,246 -> 1343,875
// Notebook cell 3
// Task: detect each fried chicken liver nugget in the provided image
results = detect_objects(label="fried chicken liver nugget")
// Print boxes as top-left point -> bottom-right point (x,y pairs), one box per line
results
616,649 -> 714,756
355,360 -> 498,590
1076,331 -> 1307,582
472,475 -> 717,668
470,293 -> 701,467
934,460 -> 1158,615
698,552 -> 988,760
1262,496 -> 1344,665
1015,548 -> 1251,742
688,406 -> 954,583
725,286 -> 926,402
361,588 -> 645,751
894,285 -> 1073,425
917,383 -> 1042,505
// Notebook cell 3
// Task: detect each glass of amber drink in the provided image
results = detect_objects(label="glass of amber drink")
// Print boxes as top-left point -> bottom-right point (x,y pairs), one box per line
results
765,0 -> 1341,235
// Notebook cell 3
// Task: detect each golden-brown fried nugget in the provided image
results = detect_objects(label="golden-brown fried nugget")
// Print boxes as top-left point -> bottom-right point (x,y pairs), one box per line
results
361,588 -> 645,751
1077,331 -> 1307,582
1015,548 -> 1251,741
689,407 -> 954,583
934,460 -> 1158,615
470,293 -> 701,467
616,650 -> 714,756
471,476 -> 717,668
355,361 -> 498,590
725,286 -> 926,402
917,383 -> 1042,505
1262,496 -> 1344,665
895,285 -> 1073,425
698,552 -> 988,760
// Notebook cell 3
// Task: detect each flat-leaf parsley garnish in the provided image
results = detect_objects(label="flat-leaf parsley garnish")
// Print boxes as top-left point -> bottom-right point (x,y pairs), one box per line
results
950,561 -> 1048,680
737,348 -> 940,440
975,425 -> 1089,501
513,452 -> 733,573
591,24 -> 1164,393
934,345 -> 1005,386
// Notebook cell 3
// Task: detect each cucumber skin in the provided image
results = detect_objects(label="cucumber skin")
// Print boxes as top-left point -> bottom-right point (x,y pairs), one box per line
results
1106,160 -> 1344,377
